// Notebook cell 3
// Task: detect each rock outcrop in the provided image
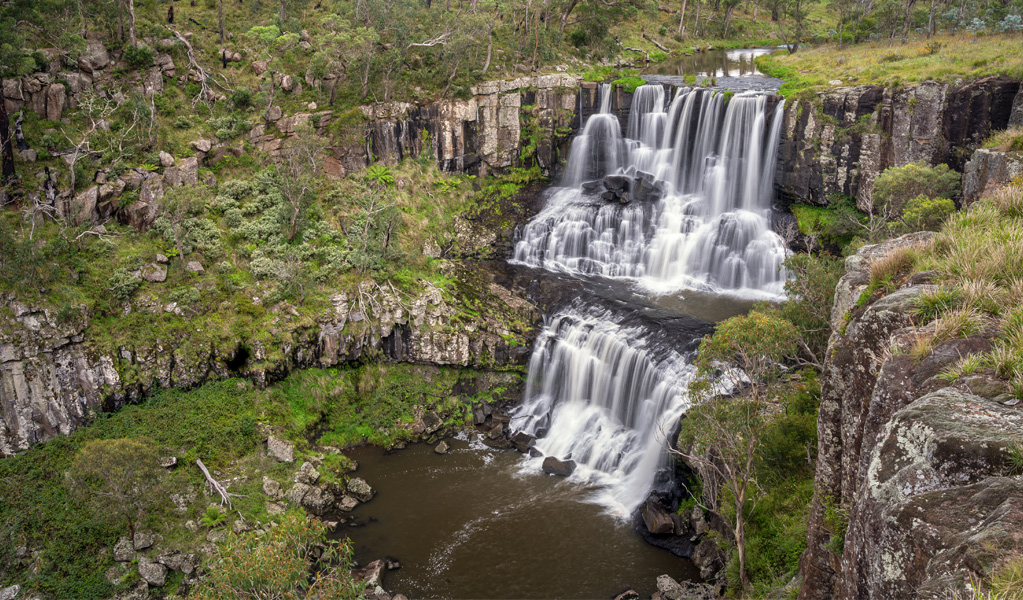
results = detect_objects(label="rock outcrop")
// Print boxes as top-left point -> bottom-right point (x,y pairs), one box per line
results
963,148 -> 1023,204
798,234 -> 1023,600
0,280 -> 538,456
777,77 -> 1022,210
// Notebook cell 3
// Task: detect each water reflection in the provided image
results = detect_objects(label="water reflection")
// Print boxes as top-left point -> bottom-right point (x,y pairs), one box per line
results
643,47 -> 775,78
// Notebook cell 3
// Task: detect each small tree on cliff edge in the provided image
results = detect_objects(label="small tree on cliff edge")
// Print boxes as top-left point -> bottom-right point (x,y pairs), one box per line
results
675,307 -> 799,593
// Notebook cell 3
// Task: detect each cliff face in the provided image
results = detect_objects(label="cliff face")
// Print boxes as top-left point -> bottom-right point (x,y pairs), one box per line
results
0,282 -> 538,457
798,235 -> 1023,600
776,77 -> 1023,210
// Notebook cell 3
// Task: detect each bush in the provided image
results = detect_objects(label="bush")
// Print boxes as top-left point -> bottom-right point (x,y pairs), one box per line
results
697,307 -> 800,379
872,162 -> 960,219
901,194 -> 955,231
231,88 -> 253,110
123,44 -> 154,70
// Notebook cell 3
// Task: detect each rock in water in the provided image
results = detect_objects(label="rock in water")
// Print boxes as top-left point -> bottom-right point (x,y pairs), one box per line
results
541,456 -> 576,476
510,431 -> 535,453
641,499 -> 675,535
434,440 -> 449,454
347,477 -> 375,502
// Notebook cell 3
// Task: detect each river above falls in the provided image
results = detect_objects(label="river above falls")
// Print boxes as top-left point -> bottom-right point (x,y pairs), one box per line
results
342,438 -> 700,600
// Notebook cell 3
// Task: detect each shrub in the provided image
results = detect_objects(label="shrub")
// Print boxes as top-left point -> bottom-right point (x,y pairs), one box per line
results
697,307 -> 800,380
901,194 -> 955,231
231,88 -> 253,110
872,162 -> 960,219
123,44 -> 154,70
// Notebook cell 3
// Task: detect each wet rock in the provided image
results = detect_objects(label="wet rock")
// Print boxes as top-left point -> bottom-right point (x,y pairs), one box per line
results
140,263 -> 167,283
641,499 -> 676,535
528,446 -> 544,458
422,411 -> 443,434
347,477 -> 374,502
267,435 -> 294,462
385,558 -> 401,570
486,422 -> 504,439
482,437 -> 514,450
336,495 -> 359,512
510,431 -> 535,453
434,440 -> 449,454
359,559 -> 385,587
138,557 -> 168,586
114,536 -> 136,562
614,590 -> 640,600
542,456 -> 576,476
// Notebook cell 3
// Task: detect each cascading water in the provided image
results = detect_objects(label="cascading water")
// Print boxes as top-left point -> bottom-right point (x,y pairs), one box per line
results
510,83 -> 784,518
510,303 -> 706,515
513,84 -> 789,297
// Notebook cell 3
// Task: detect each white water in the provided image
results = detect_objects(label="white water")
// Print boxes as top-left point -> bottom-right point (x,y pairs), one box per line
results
512,84 -> 789,298
510,84 -> 782,517
510,304 -> 701,516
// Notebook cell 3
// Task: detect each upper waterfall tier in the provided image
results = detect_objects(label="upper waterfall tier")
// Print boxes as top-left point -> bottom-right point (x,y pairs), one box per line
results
513,84 -> 789,298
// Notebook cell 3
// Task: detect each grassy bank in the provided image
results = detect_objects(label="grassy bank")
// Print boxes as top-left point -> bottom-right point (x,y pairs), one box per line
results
757,33 -> 1023,98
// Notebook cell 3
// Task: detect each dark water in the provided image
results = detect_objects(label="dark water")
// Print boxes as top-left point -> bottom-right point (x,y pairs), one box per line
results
342,439 -> 699,600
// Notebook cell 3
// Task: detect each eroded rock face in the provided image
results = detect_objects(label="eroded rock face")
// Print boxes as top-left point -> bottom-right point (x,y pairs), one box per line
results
777,77 -> 1021,210
1,280 -> 538,456
798,234 -> 1023,600
963,148 -> 1023,204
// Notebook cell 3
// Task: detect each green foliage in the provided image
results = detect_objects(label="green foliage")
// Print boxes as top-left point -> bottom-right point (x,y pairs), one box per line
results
187,512 -> 361,600
364,164 -> 395,188
872,162 -> 961,219
697,307 -> 800,379
201,506 -> 228,529
612,73 -> 647,94
822,493 -> 850,554
66,438 -> 168,539
123,44 -> 154,70
781,253 -> 844,363
790,196 -> 863,248
901,194 -> 956,231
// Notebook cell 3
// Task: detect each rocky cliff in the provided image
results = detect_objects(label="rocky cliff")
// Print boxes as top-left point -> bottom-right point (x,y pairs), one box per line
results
0,280 -> 538,457
776,77 -> 1023,210
798,234 -> 1023,599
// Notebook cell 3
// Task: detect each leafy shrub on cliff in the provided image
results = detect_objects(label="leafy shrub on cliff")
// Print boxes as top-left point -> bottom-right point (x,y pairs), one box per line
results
872,162 -> 961,221
781,253 -> 844,365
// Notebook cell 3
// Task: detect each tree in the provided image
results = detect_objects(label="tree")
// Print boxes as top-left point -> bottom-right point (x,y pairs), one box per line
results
778,0 -> 810,52
675,308 -> 799,593
314,16 -> 377,105
66,438 -> 168,539
186,512 -> 362,600
872,161 -> 961,219
274,122 -> 327,242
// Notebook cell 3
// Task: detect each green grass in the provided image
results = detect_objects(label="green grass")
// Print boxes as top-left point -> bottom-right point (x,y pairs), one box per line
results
0,363 -> 509,598
983,127 -> 1023,153
757,33 -> 1023,99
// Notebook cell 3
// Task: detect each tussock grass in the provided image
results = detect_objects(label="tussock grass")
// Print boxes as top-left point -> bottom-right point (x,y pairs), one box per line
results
933,308 -> 987,344
869,245 -> 918,286
984,127 -> 1023,153
758,34 -> 1023,99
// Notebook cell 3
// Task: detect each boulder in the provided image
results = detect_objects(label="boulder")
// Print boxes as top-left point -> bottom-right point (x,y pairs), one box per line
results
155,253 -> 169,264
300,486 -> 335,515
113,536 -> 136,562
252,60 -> 268,76
336,494 -> 359,512
655,575 -> 718,600
359,559 -> 385,587
266,105 -> 283,122
178,156 -> 199,186
641,499 -> 676,535
67,186 -> 98,226
133,530 -> 155,550
77,40 -> 111,73
185,261 -> 205,274
281,75 -> 294,92
267,435 -> 294,462
140,263 -> 167,283
295,462 -> 320,485
347,477 -> 374,502
45,83 -> 65,121
422,411 -> 443,434
510,431 -> 535,453
206,529 -> 227,543
17,149 -> 36,163
434,440 -> 449,454
191,139 -> 213,153
286,482 -> 311,505
266,500 -> 287,515
541,456 -> 576,477
262,476 -> 282,498
137,560 -> 166,588
159,151 -> 174,167
232,519 -> 252,534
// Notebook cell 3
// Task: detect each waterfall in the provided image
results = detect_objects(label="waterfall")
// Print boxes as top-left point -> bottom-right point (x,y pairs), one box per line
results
510,303 -> 703,515
512,84 -> 789,298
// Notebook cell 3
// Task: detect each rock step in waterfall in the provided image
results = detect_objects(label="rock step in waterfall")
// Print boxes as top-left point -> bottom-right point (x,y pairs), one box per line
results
512,83 -> 789,298
511,83 -> 786,517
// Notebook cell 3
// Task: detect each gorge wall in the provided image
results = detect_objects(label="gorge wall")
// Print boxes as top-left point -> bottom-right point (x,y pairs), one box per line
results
797,234 -> 1023,600
775,76 -> 1023,211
